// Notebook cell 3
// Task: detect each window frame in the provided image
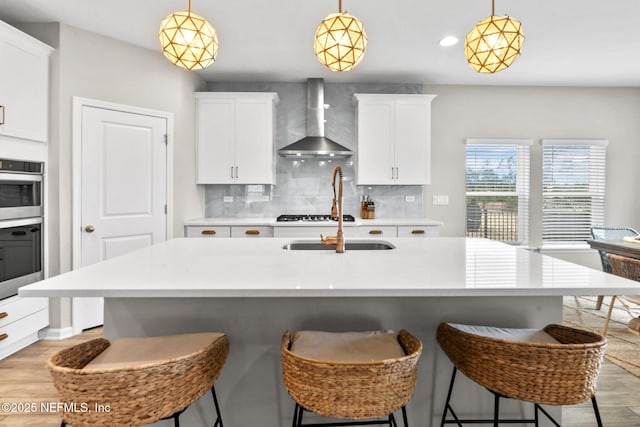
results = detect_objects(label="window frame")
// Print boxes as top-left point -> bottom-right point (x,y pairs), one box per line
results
465,138 -> 532,245
541,138 -> 608,247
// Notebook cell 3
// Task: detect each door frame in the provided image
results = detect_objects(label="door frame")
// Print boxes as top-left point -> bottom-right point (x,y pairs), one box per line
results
71,97 -> 174,333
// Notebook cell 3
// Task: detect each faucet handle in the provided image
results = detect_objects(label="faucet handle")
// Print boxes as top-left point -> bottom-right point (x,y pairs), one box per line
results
320,234 -> 338,246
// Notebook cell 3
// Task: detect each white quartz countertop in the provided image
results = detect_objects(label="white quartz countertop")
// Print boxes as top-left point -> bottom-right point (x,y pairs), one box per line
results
184,217 -> 444,227
19,237 -> 639,298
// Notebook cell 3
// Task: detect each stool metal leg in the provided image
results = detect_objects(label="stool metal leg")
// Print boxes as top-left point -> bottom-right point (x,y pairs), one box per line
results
401,406 -> 409,427
211,386 -> 223,427
493,392 -> 499,427
591,396 -> 603,427
440,367 -> 463,427
173,412 -> 180,427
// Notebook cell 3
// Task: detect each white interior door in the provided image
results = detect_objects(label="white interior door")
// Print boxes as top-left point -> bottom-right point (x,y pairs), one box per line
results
73,104 -> 168,333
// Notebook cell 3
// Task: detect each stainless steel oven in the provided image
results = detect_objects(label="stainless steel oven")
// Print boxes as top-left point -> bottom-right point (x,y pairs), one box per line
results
0,217 -> 43,300
0,159 -> 44,300
0,159 -> 43,221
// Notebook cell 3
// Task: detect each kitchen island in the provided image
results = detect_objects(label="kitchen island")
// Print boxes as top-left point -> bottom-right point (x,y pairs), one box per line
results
19,237 -> 639,427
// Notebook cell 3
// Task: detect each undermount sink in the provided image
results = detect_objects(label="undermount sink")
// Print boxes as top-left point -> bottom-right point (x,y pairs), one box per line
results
282,240 -> 396,251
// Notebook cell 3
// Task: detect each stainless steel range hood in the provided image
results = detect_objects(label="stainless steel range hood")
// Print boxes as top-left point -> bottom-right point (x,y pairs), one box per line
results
278,78 -> 353,158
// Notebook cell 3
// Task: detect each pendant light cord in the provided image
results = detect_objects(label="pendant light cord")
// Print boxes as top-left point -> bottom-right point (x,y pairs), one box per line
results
491,0 -> 495,15
188,0 -> 192,13
338,0 -> 343,13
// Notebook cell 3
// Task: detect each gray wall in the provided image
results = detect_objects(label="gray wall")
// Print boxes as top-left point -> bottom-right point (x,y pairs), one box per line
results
204,82 -> 425,218
424,84 -> 640,267
18,23 -> 206,331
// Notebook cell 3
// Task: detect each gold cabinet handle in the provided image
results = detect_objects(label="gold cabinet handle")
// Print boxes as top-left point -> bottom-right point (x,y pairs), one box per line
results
369,230 -> 383,235
245,229 -> 260,235
0,333 -> 7,341
0,312 -> 7,320
85,225 -> 95,233
0,105 -> 4,125
201,229 -> 216,235
411,229 -> 425,235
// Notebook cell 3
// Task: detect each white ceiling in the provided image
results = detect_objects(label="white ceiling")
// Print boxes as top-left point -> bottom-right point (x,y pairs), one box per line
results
1,0 -> 639,86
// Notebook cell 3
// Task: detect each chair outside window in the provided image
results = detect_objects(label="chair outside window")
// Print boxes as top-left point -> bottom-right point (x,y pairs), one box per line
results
590,226 -> 639,310
602,254 -> 640,336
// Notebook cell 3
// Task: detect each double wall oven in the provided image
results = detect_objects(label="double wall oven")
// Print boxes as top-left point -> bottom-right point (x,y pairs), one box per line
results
0,159 -> 44,300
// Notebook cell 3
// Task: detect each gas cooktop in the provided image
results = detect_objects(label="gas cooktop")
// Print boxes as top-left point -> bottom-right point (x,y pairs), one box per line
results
276,214 -> 355,222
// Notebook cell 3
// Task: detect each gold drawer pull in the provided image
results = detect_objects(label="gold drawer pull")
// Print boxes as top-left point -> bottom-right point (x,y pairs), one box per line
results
0,105 -> 5,125
369,230 -> 383,235
0,333 -> 7,341
201,229 -> 216,235
411,229 -> 426,235
245,229 -> 260,235
0,312 -> 7,320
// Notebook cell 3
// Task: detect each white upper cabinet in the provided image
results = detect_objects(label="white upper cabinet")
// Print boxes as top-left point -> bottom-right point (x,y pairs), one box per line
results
0,21 -> 53,143
196,92 -> 279,184
354,94 -> 436,185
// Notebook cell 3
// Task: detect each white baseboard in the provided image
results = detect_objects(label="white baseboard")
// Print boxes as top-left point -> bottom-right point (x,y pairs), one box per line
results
39,326 -> 74,340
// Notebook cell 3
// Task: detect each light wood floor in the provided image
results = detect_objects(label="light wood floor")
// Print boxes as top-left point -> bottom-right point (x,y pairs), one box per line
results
1,325 -> 639,426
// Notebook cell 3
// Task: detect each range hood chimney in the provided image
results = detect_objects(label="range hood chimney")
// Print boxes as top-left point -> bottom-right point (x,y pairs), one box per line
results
278,78 -> 353,158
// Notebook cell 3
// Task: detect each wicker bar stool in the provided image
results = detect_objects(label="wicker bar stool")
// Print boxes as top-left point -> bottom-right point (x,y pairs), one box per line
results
46,332 -> 229,427
436,323 -> 606,427
281,329 -> 422,427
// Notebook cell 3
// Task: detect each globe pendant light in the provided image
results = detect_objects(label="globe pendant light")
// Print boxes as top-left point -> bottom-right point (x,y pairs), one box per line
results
465,0 -> 524,73
159,0 -> 218,70
314,0 -> 367,72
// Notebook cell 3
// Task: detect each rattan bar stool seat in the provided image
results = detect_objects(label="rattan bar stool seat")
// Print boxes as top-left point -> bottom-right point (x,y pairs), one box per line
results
47,332 -> 229,427
436,322 -> 607,427
281,329 -> 422,427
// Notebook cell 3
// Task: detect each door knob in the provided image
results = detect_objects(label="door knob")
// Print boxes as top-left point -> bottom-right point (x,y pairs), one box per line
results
85,225 -> 95,233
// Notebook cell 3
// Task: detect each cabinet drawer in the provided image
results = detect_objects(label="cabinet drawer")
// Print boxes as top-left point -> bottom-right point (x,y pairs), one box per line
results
0,308 -> 48,352
0,296 -> 48,328
351,226 -> 397,237
185,226 -> 231,238
273,226 -> 338,238
231,226 -> 273,237
397,226 -> 439,237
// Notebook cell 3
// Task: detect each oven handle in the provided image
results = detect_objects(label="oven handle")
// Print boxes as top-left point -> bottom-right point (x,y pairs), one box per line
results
0,172 -> 43,182
0,217 -> 42,229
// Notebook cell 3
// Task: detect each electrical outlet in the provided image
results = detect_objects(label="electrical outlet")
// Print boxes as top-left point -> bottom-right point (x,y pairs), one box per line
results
247,184 -> 264,193
223,196 -> 234,203
432,195 -> 449,206
405,195 -> 416,203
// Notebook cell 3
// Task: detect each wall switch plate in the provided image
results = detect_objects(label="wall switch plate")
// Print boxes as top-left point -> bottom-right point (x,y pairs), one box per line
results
223,196 -> 234,203
432,195 -> 449,206
405,195 -> 416,202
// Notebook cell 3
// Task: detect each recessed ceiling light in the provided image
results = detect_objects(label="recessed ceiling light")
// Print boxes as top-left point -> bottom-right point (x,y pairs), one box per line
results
439,36 -> 459,47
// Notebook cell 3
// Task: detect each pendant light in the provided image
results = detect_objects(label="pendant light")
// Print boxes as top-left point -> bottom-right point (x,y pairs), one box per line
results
465,0 -> 524,73
314,0 -> 367,72
159,0 -> 218,70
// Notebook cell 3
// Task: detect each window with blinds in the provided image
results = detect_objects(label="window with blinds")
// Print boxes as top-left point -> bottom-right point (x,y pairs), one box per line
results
465,139 -> 531,244
542,139 -> 607,244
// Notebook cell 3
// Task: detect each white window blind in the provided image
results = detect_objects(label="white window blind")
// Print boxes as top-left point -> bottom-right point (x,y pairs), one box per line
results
465,139 -> 531,244
542,139 -> 607,244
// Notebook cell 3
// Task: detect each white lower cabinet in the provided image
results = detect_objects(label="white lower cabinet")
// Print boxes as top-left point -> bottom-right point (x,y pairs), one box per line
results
184,226 -> 231,238
397,225 -> 439,237
0,296 -> 48,360
231,226 -> 273,237
350,226 -> 397,238
273,226 -> 339,238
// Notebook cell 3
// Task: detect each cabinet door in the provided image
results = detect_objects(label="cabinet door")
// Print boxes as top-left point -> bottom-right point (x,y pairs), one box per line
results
196,97 -> 236,184
356,101 -> 394,185
235,97 -> 275,184
394,99 -> 430,184
0,26 -> 50,142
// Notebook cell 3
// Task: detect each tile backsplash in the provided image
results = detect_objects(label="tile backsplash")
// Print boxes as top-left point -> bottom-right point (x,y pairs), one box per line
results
204,81 -> 424,218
